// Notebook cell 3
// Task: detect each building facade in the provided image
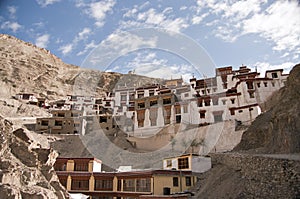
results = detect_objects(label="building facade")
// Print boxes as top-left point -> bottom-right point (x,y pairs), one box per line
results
54,157 -> 197,199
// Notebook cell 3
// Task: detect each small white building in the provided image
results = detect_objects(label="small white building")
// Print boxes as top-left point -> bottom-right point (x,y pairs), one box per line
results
163,153 -> 212,173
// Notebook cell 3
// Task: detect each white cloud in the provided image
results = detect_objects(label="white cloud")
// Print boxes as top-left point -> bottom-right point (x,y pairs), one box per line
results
89,0 -> 116,27
192,13 -> 208,25
252,62 -> 295,77
35,34 -> 50,48
100,31 -> 157,55
36,0 -> 61,7
59,43 -> 73,55
195,0 -> 300,56
8,6 -> 17,19
242,1 -> 300,52
121,7 -> 189,32
77,40 -> 98,56
1,21 -> 22,32
77,27 -> 91,41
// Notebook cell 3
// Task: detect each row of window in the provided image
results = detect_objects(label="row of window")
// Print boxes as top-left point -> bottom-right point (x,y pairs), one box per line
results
173,176 -> 192,187
198,98 -> 235,107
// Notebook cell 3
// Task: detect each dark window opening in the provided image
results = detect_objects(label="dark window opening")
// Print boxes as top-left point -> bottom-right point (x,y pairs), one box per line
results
100,116 -> 107,123
58,113 -> 65,117
247,82 -> 254,89
138,102 -> 145,108
231,99 -> 235,104
272,72 -> 278,78
264,82 -> 268,87
186,176 -> 191,186
94,179 -> 113,191
150,100 -> 157,106
178,157 -> 189,169
163,98 -> 171,105
200,111 -> 206,119
173,177 -> 179,187
71,180 -> 89,190
55,120 -> 63,126
41,120 -> 48,126
74,162 -> 88,171
176,115 -> 181,123
204,99 -> 210,106
257,82 -> 261,88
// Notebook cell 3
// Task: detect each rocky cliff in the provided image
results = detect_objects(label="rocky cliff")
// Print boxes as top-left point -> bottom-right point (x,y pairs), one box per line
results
0,115 -> 69,198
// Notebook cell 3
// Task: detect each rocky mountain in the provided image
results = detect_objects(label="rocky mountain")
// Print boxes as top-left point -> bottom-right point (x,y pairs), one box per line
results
234,63 -> 300,153
0,34 -> 162,102
0,115 -> 69,198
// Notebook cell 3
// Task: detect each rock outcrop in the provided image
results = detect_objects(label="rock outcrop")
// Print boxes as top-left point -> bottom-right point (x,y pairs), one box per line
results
0,115 -> 69,198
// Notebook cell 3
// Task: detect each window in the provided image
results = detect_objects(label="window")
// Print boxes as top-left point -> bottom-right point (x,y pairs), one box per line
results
238,110 -> 243,113
117,180 -> 122,191
58,112 -> 65,117
138,102 -> 145,108
121,95 -> 127,101
230,98 -> 235,104
163,98 -> 171,105
222,100 -> 226,105
257,82 -> 261,88
99,116 -> 108,123
149,90 -> 155,96
249,108 -> 253,111
186,176 -> 191,186
150,100 -> 157,106
74,162 -> 88,171
204,99 -> 210,106
136,178 -> 151,192
272,72 -> 278,78
230,109 -> 235,115
213,88 -> 217,92
198,99 -> 203,107
71,180 -> 89,190
207,89 -> 210,94
41,120 -> 48,126
183,105 -> 188,113
55,120 -> 63,126
173,177 -> 179,187
138,93 -> 144,98
123,179 -> 135,192
264,82 -> 268,87
247,82 -> 253,89
249,91 -> 255,98
200,111 -> 206,119
166,160 -> 172,167
272,82 -> 275,87
178,157 -> 189,169
94,179 -> 113,191
212,98 -> 218,105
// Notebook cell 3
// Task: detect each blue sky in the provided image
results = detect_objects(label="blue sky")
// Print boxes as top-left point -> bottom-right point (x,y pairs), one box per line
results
0,0 -> 299,80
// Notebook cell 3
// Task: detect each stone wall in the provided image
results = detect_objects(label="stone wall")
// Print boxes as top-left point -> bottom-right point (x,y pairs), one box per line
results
209,153 -> 300,198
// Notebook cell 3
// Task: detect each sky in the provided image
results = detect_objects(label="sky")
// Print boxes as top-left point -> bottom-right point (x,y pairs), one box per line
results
0,0 -> 299,81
